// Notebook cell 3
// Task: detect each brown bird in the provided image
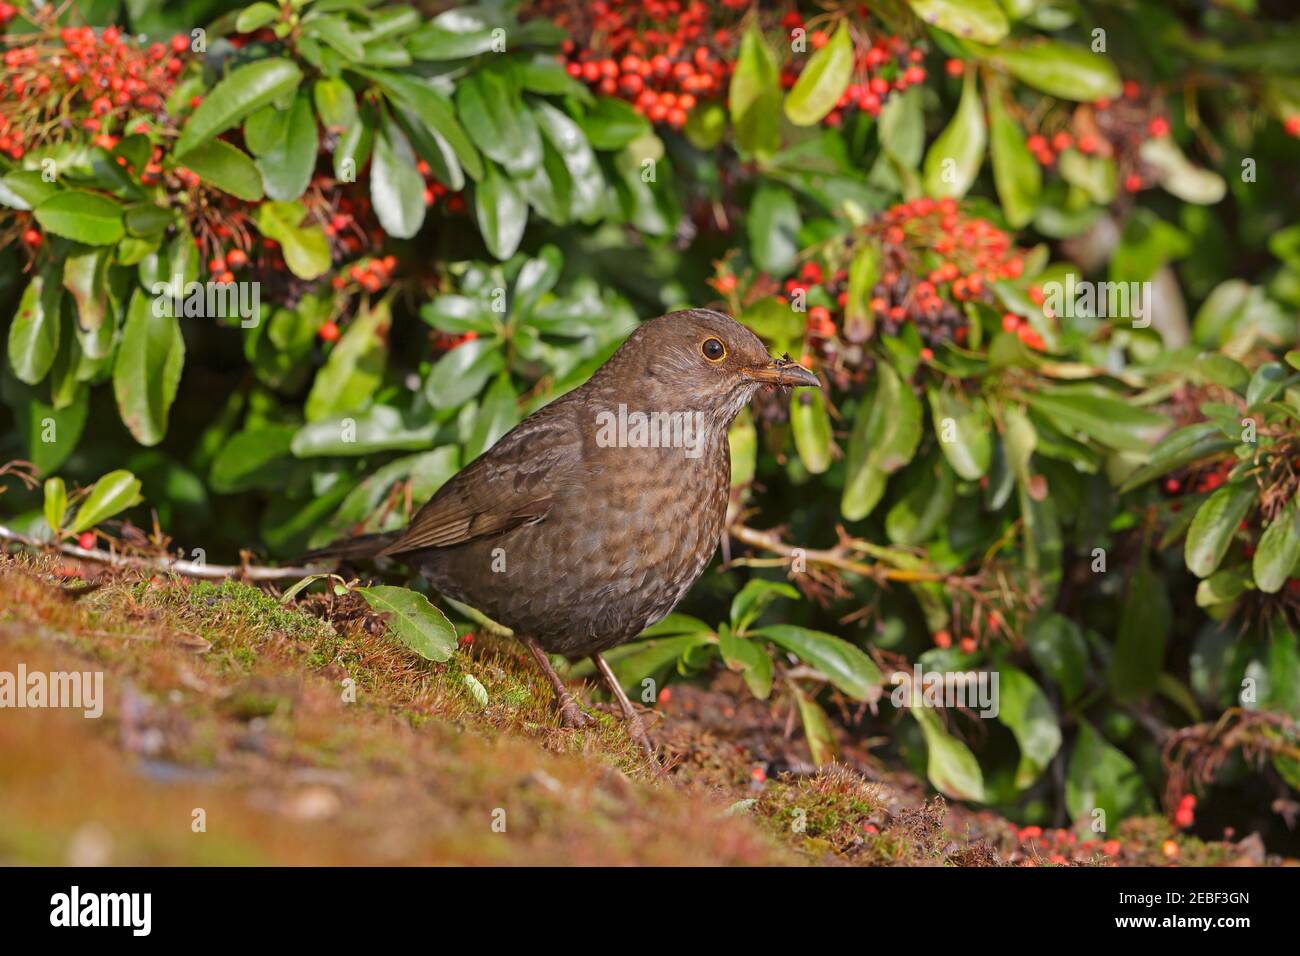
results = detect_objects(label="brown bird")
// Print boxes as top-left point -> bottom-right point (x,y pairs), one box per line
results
322,309 -> 818,753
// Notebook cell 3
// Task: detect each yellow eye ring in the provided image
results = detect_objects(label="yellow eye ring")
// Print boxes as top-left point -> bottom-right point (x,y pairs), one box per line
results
701,337 -> 726,362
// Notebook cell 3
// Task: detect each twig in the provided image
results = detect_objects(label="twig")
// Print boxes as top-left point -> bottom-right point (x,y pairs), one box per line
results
727,521 -> 948,583
0,524 -> 327,581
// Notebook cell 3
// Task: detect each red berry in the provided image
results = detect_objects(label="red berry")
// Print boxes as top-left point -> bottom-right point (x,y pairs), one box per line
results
945,58 -> 964,77
1148,116 -> 1170,137
1285,116 -> 1300,138
933,629 -> 952,648
319,321 -> 340,342
21,228 -> 41,246
77,531 -> 96,550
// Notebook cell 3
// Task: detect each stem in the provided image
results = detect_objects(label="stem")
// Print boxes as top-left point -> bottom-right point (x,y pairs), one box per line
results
0,524 -> 327,582
727,521 -> 948,583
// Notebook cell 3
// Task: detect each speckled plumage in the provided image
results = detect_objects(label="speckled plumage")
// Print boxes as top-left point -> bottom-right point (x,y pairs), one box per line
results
372,308 -> 816,658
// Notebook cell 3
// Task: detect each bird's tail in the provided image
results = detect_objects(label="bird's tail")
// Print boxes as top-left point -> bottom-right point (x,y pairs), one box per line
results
297,531 -> 401,566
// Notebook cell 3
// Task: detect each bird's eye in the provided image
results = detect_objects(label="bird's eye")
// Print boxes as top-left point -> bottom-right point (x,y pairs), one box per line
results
701,337 -> 726,361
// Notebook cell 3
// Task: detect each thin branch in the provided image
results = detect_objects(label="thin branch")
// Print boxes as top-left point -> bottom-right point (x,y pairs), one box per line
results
727,521 -> 948,583
0,524 -> 327,581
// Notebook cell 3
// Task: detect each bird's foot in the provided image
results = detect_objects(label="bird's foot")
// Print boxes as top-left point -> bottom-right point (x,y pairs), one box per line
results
556,691 -> 595,730
624,712 -> 656,760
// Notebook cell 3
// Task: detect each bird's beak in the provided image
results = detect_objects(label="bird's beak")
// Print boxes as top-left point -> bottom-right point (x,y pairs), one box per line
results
743,357 -> 820,388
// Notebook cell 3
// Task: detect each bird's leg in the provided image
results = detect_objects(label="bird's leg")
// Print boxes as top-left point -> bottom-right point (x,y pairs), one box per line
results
591,653 -> 655,758
520,635 -> 593,729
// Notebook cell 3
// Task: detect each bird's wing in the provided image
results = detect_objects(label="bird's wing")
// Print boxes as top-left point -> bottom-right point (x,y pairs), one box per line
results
377,401 -> 583,556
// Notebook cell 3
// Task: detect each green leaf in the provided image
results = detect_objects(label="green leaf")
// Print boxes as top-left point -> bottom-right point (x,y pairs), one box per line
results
1140,136 -> 1226,205
1254,495 -> 1300,594
748,184 -> 801,275
43,477 -> 67,534
235,1 -> 278,32
844,240 -> 880,340
175,58 -> 303,155
255,92 -> 318,202
988,84 -> 1040,227
1058,150 -> 1116,204
1,369 -> 88,474
425,336 -> 503,409
997,664 -> 1062,789
923,69 -> 985,199
303,14 -> 365,61
305,299 -> 389,421
0,170 -> 59,210
209,424 -> 298,493
885,453 -> 956,546
464,373 -> 520,462
1118,422 -> 1237,492
175,139 -> 264,201
474,163 -> 527,260
754,625 -> 882,700
730,579 -> 800,634
911,705 -> 986,802
363,71 -> 481,181
1024,388 -> 1168,452
792,684 -> 837,765
33,190 -> 124,245
291,406 -> 438,458
1185,481 -> 1254,578
371,117 -> 426,239
842,362 -> 922,520
928,387 -> 992,480
1066,720 -> 1153,824
533,101 -> 605,223
313,77 -> 358,129
908,0 -> 1009,44
113,290 -> 185,447
1026,612 -> 1088,702
789,388 -> 833,475
719,627 -> 774,700
255,200 -> 331,279
730,25 -> 782,153
1196,352 -> 1250,391
987,40 -> 1121,102
1109,556 -> 1171,701
784,22 -> 853,126
1246,361 -> 1289,408
516,132 -> 573,225
356,585 -> 458,663
606,632 -> 712,690
7,271 -> 62,385
576,96 -> 650,150
68,469 -> 143,533
455,67 -> 541,175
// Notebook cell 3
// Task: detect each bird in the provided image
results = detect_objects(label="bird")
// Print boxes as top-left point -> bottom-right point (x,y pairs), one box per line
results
316,308 -> 819,754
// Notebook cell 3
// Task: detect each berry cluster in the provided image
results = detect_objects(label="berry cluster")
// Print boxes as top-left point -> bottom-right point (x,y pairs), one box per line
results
0,23 -> 189,161
545,2 -> 928,130
1014,825 -> 1123,865
1025,80 -> 1173,194
713,198 -> 1044,386
866,198 -> 1036,348
780,13 -> 928,124
550,0 -> 732,128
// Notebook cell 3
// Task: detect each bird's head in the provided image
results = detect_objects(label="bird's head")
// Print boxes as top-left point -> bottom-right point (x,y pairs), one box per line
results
594,309 -> 820,426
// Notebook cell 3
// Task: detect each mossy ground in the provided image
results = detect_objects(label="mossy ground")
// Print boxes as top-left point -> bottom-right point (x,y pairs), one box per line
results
0,553 -> 1267,866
